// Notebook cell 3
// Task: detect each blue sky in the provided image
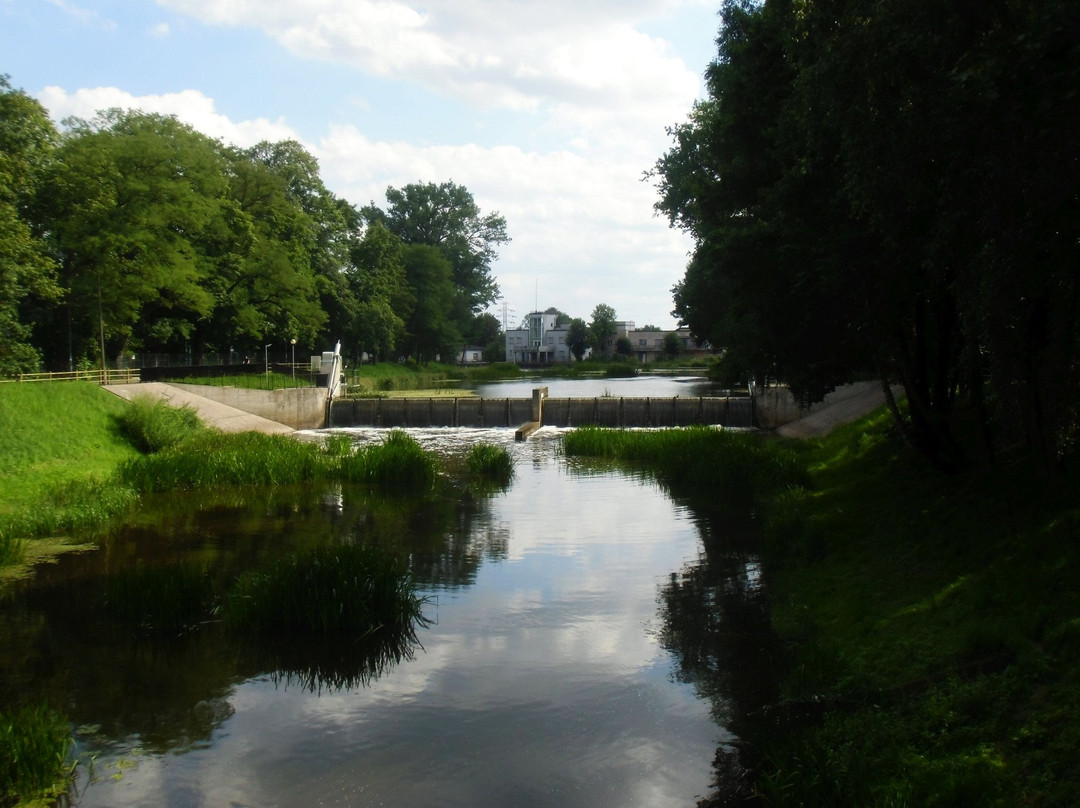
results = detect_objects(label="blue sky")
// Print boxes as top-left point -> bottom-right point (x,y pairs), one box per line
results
2,0 -> 722,330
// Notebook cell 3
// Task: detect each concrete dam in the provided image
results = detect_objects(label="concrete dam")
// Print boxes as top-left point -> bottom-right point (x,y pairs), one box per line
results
328,395 -> 754,430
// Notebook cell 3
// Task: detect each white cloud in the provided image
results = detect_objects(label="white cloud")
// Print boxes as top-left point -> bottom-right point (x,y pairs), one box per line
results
150,21 -> 171,37
155,0 -> 702,149
45,0 -> 116,29
37,86 -> 301,148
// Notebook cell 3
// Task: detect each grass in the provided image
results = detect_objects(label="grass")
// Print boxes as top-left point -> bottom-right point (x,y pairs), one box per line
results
0,701 -> 73,807
751,410 -> 1080,806
562,425 -> 808,505
0,382 -> 139,518
114,394 -> 206,453
465,443 -> 515,484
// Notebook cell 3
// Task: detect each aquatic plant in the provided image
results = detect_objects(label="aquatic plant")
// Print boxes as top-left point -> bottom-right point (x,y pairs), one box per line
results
465,443 -> 515,484
118,431 -> 328,492
337,430 -> 439,491
103,563 -> 215,635
225,543 -> 430,637
0,529 -> 23,567
0,701 -> 73,806
563,426 -> 807,503
322,434 -> 354,457
114,394 -> 205,453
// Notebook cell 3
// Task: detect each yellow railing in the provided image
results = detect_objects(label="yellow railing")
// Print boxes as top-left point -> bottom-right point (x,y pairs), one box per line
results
0,368 -> 142,385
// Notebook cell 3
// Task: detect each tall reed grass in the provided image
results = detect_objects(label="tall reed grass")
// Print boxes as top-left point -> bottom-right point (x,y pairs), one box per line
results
337,431 -> 439,491
0,702 -> 73,806
115,394 -> 205,453
563,426 -> 808,504
225,543 -> 430,637
465,443 -> 515,484
0,477 -> 139,541
0,529 -> 24,567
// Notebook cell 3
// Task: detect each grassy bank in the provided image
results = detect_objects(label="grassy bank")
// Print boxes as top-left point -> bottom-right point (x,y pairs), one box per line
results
751,412 -> 1080,806
564,418 -> 1080,805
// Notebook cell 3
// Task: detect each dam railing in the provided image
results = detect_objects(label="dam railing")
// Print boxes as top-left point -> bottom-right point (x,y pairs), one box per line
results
329,395 -> 754,429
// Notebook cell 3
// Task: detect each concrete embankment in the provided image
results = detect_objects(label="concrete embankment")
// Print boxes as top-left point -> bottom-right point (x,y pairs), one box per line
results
104,383 -> 308,434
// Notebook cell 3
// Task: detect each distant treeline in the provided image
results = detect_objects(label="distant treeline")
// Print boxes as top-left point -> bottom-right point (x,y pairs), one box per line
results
653,0 -> 1077,472
0,75 -> 508,376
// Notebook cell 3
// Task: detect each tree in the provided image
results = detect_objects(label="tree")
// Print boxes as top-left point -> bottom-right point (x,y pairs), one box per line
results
0,76 -> 61,375
400,244 -> 460,363
344,221 -> 408,361
566,318 -> 589,362
544,307 -> 571,327
364,181 -> 508,314
615,336 -> 633,358
37,110 -> 226,366
663,332 -> 681,359
654,0 -> 1080,471
589,304 -> 617,356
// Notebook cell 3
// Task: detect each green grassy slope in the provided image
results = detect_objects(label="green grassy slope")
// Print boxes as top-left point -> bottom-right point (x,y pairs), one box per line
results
760,411 -> 1080,806
0,382 -> 138,516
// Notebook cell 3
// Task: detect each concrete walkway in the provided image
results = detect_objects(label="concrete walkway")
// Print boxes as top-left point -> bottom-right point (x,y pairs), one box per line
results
104,383 -> 295,435
775,382 -> 900,439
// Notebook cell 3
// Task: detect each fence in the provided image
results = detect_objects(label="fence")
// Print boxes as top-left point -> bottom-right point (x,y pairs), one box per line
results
0,368 -> 141,385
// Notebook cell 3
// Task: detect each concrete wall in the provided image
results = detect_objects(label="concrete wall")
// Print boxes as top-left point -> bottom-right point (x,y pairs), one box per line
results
173,383 -> 327,429
753,381 -> 884,429
330,396 -> 753,429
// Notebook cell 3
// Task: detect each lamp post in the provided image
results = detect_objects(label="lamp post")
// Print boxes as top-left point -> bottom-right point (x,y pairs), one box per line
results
264,344 -> 272,390
290,338 -> 296,382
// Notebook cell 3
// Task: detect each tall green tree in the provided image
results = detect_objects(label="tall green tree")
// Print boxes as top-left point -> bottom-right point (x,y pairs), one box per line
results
654,0 -> 1078,470
400,244 -> 461,363
566,318 -> 589,361
344,221 -> 408,361
36,110 -> 226,366
589,303 -> 617,356
364,181 -> 508,314
0,76 -> 61,375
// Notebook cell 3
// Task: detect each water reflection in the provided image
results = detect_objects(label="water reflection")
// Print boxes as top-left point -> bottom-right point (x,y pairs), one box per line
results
1,427 -> 777,807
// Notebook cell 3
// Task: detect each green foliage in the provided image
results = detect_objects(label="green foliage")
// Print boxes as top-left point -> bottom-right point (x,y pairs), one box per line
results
0,382 -> 139,520
465,443 -> 514,484
338,431 -> 439,491
117,431 -> 328,492
756,409 -> 1080,805
562,426 -> 807,504
654,0 -> 1080,469
0,529 -> 23,567
225,543 -> 429,636
0,701 -> 73,806
103,562 -> 215,635
115,394 -> 205,453
588,303 -> 617,356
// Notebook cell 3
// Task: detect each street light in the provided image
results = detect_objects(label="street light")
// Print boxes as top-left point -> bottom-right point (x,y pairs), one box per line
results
290,338 -> 296,382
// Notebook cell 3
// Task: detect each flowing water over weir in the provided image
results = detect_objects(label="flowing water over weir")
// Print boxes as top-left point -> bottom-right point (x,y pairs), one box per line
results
0,426 -> 776,807
329,395 -> 753,429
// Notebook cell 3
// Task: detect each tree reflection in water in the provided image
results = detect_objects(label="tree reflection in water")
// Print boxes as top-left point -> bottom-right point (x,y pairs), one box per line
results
657,503 -> 783,806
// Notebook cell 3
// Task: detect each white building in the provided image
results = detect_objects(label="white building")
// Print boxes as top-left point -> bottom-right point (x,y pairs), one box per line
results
505,310 -> 714,365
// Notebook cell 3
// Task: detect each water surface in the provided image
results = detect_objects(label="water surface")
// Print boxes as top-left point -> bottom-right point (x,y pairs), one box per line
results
1,427 -> 769,807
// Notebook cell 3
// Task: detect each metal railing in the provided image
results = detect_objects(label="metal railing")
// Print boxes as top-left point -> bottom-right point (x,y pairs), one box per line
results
0,368 -> 142,385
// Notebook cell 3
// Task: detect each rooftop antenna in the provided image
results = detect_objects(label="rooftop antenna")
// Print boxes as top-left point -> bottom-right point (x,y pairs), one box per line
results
535,278 -> 538,314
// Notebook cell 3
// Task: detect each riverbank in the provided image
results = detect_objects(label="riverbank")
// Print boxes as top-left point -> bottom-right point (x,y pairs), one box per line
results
753,411 -> 1080,806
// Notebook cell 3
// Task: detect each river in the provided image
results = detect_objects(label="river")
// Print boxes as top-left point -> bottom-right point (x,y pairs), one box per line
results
0,425 -> 773,807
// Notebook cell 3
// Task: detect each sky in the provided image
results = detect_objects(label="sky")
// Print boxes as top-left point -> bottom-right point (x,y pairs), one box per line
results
2,0 -> 721,331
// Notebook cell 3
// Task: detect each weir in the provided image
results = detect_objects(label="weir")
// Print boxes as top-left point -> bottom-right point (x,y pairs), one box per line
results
328,395 -> 754,430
